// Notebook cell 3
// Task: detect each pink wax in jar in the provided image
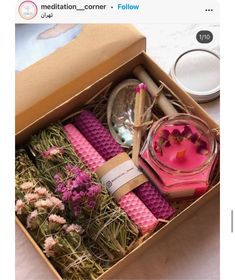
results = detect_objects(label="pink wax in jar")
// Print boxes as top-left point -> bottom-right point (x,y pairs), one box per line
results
140,114 -> 218,199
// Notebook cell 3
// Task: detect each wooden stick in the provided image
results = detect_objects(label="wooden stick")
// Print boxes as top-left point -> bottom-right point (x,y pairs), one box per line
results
133,65 -> 178,115
132,83 -> 147,166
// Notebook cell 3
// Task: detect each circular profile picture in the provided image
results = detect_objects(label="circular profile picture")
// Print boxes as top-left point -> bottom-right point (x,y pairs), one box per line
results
18,1 -> 38,20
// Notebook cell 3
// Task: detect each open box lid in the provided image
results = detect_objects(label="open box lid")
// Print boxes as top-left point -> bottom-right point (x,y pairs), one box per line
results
16,24 -> 146,134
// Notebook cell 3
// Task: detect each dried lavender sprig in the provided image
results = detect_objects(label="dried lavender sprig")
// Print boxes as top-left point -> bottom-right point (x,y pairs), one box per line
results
28,123 -> 139,261
15,150 -> 104,280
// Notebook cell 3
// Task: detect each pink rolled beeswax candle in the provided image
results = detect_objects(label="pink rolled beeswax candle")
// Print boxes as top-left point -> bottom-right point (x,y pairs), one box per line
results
74,110 -> 175,220
64,123 -> 158,235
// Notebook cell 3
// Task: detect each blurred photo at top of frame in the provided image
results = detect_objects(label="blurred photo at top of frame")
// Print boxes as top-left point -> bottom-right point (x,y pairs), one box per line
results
15,24 -> 83,71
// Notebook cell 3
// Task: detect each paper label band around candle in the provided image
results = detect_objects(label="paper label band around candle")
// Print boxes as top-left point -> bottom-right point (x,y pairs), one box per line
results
96,152 -> 148,201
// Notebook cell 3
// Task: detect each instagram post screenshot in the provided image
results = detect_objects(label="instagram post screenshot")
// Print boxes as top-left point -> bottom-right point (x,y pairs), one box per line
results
3,0 -> 231,279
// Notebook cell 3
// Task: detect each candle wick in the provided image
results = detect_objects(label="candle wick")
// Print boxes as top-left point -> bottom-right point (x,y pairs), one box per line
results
176,149 -> 186,161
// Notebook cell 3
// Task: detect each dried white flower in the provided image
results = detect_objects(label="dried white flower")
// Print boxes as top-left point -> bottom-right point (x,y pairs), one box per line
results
44,236 -> 57,257
49,214 -> 66,225
20,182 -> 34,192
34,199 -> 53,209
34,187 -> 49,197
15,199 -> 25,215
25,193 -> 39,203
26,210 -> 38,228
50,196 -> 65,210
65,224 -> 84,234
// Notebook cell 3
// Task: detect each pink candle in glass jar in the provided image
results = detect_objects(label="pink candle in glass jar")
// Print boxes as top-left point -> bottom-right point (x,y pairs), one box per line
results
140,114 -> 218,199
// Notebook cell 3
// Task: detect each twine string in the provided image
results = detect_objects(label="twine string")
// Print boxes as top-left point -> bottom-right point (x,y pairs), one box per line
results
159,80 -> 192,113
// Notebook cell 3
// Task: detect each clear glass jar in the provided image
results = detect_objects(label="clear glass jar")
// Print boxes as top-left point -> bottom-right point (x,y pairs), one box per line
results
140,114 -> 218,199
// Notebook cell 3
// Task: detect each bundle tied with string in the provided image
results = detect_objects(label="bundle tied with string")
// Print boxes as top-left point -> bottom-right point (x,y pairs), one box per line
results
74,111 -> 175,221
28,123 -> 139,263
15,149 -> 104,280
63,123 -> 159,235
132,82 -> 155,166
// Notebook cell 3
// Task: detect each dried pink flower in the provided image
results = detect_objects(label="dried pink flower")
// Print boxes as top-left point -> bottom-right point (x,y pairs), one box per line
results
25,193 -> 39,203
41,147 -> 64,160
34,199 -> 53,209
50,196 -> 65,210
20,182 -> 34,192
65,224 -> 84,234
55,165 -> 101,216
15,199 -> 25,215
26,210 -> 38,228
54,173 -> 62,183
48,214 -> 66,225
44,236 -> 57,257
34,187 -> 49,197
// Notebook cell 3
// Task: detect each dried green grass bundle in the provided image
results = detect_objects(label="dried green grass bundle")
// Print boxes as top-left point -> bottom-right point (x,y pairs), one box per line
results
28,123 -> 139,262
15,150 -> 104,280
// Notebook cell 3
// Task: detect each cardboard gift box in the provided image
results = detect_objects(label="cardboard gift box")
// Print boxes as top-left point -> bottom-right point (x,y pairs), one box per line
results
16,24 -> 220,279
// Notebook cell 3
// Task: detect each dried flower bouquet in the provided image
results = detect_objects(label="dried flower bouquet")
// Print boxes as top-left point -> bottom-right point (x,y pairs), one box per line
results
15,150 -> 104,280
28,123 -> 139,262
